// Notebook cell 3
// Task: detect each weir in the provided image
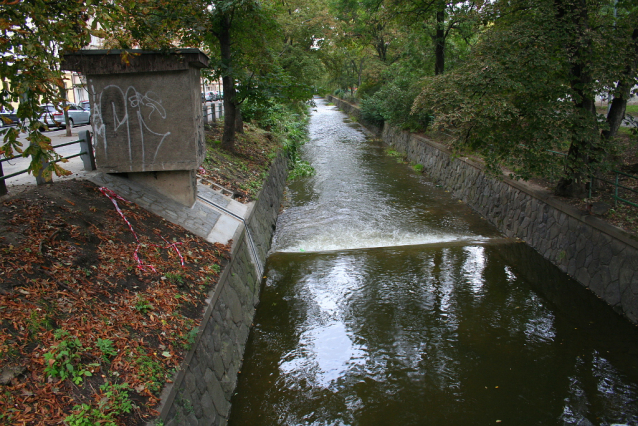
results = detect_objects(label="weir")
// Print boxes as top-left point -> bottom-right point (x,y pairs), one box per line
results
228,98 -> 638,425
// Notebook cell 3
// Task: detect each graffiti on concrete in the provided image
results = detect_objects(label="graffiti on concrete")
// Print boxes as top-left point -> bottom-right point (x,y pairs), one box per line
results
91,82 -> 171,169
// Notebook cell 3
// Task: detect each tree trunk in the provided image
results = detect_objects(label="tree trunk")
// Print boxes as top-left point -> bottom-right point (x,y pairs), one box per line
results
218,14 -> 236,152
59,85 -> 72,137
603,28 -> 638,140
554,0 -> 598,198
434,9 -> 446,75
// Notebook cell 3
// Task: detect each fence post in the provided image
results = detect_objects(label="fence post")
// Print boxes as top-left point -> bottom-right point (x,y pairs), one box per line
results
203,104 -> 209,126
211,103 -> 216,123
0,161 -> 7,196
79,130 -> 96,171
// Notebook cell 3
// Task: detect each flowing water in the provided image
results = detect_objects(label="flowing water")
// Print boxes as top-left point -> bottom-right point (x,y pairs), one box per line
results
229,99 -> 638,425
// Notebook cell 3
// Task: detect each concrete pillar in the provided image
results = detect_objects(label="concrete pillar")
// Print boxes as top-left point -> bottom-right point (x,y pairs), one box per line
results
62,49 -> 209,207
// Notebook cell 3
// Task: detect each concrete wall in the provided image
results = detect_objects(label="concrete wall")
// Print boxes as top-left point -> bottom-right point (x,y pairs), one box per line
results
157,153 -> 288,426
327,95 -> 638,324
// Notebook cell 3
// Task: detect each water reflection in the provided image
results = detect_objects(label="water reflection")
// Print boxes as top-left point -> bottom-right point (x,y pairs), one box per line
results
229,99 -> 638,426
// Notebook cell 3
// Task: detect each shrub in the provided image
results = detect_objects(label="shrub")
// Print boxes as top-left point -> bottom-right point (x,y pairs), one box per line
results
359,78 -> 434,132
360,96 -> 385,126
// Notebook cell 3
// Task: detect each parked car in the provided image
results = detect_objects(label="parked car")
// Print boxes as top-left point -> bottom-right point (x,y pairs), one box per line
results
0,109 -> 20,127
205,91 -> 215,102
50,103 -> 91,128
79,100 -> 91,111
37,104 -> 58,129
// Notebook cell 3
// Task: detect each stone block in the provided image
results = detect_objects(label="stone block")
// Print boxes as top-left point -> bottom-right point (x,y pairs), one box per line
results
193,364 -> 207,391
200,390 -> 217,420
192,392 -> 204,418
589,270 -> 606,296
213,352 -> 225,380
185,412 -> 199,426
204,368 -> 230,417
223,286 -> 244,325
574,267 -> 590,287
212,323 -> 222,352
604,280 -> 621,306
220,340 -> 233,370
184,371 -> 197,396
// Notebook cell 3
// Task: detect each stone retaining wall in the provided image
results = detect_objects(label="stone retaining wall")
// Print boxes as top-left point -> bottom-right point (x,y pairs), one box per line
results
327,95 -> 638,324
157,153 -> 288,426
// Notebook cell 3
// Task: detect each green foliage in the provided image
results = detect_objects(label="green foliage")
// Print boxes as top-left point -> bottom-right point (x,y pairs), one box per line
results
165,272 -> 185,285
0,0 -> 115,177
28,310 -> 53,334
43,329 -> 98,385
361,78 -> 434,131
96,338 -> 118,362
134,296 -> 153,315
413,0 -> 636,183
413,164 -> 424,173
244,98 -> 315,180
182,326 -> 199,350
65,382 -> 132,426
135,354 -> 167,393
288,159 -> 316,181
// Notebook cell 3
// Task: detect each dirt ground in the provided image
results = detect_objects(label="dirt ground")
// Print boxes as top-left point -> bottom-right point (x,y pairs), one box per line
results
0,122 -> 280,425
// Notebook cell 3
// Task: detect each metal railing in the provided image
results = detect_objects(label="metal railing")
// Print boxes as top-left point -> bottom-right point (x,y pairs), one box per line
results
202,102 -> 224,126
0,129 -> 96,196
548,150 -> 638,208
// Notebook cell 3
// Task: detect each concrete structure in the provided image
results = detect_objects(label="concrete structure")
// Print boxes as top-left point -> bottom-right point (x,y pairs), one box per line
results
62,49 -> 209,207
327,95 -> 638,325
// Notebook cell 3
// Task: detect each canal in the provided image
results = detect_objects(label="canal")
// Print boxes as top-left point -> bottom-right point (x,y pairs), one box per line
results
229,98 -> 638,425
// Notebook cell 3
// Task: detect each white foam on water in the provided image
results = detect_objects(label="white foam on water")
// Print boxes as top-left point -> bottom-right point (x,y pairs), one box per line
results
274,228 -> 490,253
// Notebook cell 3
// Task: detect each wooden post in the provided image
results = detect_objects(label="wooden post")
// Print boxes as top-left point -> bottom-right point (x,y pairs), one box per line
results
79,130 -> 96,171
0,161 -> 7,196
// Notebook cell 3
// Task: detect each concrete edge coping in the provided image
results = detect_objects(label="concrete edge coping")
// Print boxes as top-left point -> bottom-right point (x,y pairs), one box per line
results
327,96 -> 638,252
153,224 -> 249,424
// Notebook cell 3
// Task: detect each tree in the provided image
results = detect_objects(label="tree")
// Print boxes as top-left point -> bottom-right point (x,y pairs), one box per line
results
413,0 -> 637,193
389,0 -> 479,75
0,0 -> 112,179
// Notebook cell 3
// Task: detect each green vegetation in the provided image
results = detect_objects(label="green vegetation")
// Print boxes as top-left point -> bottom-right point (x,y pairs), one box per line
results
322,0 -> 637,199
65,382 -> 133,426
134,296 -> 153,315
96,338 -> 118,362
243,100 -> 316,181
43,329 -> 99,385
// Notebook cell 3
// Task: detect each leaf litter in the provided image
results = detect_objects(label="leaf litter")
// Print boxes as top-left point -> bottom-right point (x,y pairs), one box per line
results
0,180 -> 230,425
0,121 -> 282,425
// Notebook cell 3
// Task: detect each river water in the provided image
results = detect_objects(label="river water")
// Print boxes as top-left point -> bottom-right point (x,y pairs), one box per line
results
229,98 -> 638,425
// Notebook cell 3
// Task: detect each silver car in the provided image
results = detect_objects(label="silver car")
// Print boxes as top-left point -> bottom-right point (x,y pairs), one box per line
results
51,103 -> 91,128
